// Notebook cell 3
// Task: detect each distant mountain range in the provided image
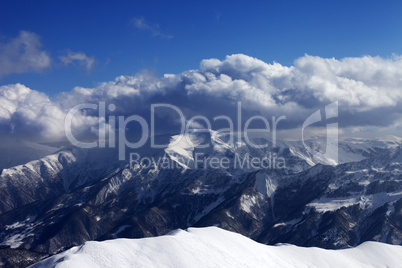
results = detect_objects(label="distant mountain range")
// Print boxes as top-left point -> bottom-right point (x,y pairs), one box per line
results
1,133 -> 402,267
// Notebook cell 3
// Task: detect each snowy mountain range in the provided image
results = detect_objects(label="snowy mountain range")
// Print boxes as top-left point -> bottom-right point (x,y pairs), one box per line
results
0,133 -> 402,267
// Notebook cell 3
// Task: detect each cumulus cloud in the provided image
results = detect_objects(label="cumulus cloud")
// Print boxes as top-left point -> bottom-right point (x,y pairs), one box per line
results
0,31 -> 51,78
1,53 -> 402,142
0,83 -> 100,142
131,17 -> 173,39
59,50 -> 95,71
292,55 -> 402,109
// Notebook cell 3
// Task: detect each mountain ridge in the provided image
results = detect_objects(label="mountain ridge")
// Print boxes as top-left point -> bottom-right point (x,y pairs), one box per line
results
0,133 -> 401,267
30,226 -> 402,268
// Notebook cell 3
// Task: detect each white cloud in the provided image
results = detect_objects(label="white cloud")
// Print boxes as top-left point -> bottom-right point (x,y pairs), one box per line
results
0,83 -> 99,142
59,50 -> 95,71
0,31 -> 51,78
2,53 -> 402,142
131,17 -> 173,39
292,55 -> 402,109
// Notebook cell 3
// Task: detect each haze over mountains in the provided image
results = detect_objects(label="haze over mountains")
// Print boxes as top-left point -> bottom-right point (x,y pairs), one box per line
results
1,132 -> 402,266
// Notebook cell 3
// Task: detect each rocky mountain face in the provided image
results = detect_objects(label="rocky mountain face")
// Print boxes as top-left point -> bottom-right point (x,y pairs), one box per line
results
0,132 -> 401,267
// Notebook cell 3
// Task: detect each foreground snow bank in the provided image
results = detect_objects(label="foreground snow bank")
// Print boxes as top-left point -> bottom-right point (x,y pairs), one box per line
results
31,227 -> 402,268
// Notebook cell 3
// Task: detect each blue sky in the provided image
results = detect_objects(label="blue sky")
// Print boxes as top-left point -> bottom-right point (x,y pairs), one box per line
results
1,0 -> 402,96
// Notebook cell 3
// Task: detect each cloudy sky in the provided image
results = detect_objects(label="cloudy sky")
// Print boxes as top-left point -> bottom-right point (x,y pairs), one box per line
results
1,0 -> 402,143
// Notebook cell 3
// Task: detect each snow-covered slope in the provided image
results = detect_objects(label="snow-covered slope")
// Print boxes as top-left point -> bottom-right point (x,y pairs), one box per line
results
164,130 -> 397,173
31,226 -> 402,268
0,146 -> 125,214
